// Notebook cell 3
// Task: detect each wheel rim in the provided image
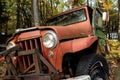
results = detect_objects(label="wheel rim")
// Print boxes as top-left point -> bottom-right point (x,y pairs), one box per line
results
90,66 -> 108,80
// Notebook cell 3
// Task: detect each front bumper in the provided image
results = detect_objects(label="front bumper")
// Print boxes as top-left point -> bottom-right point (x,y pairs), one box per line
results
0,47 -> 91,80
62,75 -> 91,80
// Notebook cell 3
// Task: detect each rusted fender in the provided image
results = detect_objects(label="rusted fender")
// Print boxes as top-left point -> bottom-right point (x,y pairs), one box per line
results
51,36 -> 98,71
60,36 -> 98,53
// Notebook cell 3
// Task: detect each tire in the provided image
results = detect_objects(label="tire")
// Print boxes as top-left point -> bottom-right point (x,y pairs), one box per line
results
75,53 -> 109,80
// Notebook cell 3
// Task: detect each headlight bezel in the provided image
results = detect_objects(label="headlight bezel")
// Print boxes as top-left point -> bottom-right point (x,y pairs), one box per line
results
6,41 -> 16,50
43,31 -> 58,49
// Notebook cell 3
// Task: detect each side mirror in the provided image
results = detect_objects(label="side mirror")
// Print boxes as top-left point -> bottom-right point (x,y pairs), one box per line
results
102,11 -> 109,26
102,12 -> 109,22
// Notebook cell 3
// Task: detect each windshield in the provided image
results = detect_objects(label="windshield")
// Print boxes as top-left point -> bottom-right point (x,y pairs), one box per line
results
46,9 -> 86,26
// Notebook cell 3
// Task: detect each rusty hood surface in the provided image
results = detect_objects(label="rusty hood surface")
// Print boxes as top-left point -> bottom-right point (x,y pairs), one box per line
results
37,25 -> 92,40
13,23 -> 93,41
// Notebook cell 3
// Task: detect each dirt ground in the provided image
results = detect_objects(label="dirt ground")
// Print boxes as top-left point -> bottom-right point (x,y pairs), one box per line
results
108,58 -> 120,80
114,64 -> 120,80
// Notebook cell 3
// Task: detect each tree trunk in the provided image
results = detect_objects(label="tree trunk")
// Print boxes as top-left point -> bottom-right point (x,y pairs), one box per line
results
16,0 -> 20,29
72,0 -> 78,8
31,0 -> 40,26
50,0 -> 53,15
118,0 -> 120,40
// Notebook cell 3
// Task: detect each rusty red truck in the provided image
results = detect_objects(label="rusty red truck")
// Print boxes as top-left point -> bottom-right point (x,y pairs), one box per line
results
0,5 -> 109,80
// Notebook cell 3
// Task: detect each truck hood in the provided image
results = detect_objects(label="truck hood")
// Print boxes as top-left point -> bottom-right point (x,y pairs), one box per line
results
38,26 -> 92,40
14,25 -> 92,41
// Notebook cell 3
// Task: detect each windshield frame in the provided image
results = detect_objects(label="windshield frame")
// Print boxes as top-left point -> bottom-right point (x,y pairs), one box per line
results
46,8 -> 87,26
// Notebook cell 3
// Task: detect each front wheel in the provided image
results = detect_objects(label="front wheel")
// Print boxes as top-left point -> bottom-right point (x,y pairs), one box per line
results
76,53 -> 109,80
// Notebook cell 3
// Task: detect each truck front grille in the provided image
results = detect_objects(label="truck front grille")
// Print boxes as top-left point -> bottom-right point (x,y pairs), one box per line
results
17,38 -> 42,74
19,38 -> 41,51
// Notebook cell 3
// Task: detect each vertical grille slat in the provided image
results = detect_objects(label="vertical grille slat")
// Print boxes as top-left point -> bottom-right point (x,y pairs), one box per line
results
30,40 -> 33,49
19,42 -> 23,50
25,41 -> 31,66
34,39 -> 38,48
27,56 -> 31,66
25,41 -> 28,50
22,56 -> 27,69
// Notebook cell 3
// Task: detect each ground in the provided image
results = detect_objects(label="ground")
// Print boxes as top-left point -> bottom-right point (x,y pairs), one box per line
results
108,57 -> 120,80
107,39 -> 120,80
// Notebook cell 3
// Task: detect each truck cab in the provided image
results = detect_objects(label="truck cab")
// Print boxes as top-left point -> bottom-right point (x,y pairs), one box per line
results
0,5 -> 109,80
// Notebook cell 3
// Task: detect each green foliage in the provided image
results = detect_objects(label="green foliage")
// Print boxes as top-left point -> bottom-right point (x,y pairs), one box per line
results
0,1 -> 9,26
16,0 -> 32,28
108,0 -> 119,33
0,0 -> 119,36
0,0 -> 17,34
106,39 -> 120,59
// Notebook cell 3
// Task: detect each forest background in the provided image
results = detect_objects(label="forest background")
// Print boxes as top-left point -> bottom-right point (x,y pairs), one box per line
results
0,0 -> 120,79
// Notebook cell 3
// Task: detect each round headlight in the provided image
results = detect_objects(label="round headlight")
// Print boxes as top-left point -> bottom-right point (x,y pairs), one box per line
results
6,41 -> 16,50
43,31 -> 58,49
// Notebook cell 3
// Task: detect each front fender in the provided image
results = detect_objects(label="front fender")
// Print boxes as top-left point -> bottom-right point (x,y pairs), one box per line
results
60,36 -> 98,53
54,36 -> 98,71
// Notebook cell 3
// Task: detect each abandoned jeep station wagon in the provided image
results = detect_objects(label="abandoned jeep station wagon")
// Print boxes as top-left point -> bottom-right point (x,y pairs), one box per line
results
0,5 -> 109,80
